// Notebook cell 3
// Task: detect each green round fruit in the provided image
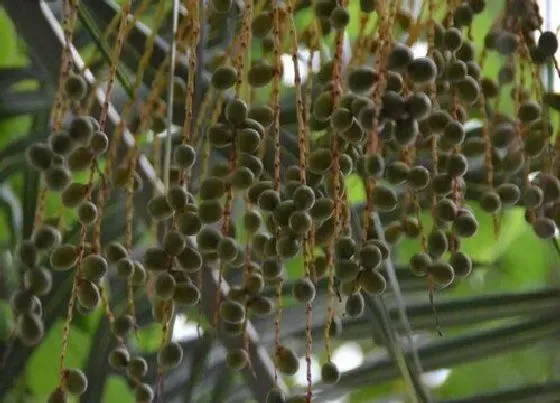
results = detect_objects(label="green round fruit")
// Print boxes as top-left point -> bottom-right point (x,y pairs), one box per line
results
292,277 -> 316,303
105,241 -> 128,263
108,347 -> 129,371
50,244 -> 79,271
82,254 -> 108,281
345,292 -> 364,318
77,280 -> 100,309
409,251 -> 432,277
26,143 -> 53,171
359,269 -> 386,295
44,165 -> 71,191
220,300 -> 246,324
61,368 -> 88,396
77,201 -> 98,226
154,272 -> 176,300
275,346 -> 299,375
226,348 -> 249,371
158,342 -> 183,370
24,267 -> 52,296
321,361 -> 340,384
173,144 -> 196,169
211,66 -> 237,90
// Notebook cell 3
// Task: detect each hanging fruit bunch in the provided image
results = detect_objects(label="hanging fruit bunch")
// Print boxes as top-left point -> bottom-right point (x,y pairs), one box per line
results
7,0 -> 560,401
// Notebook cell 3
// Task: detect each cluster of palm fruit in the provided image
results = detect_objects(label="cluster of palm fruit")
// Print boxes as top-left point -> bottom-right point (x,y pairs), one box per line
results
8,0 -> 560,401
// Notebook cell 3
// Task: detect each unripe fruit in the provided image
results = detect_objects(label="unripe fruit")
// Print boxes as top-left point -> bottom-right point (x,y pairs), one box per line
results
211,66 -> 237,90
77,201 -> 98,226
50,244 -> 79,271
17,312 -> 44,346
275,346 -> 299,375
65,73 -> 87,101
292,277 -> 316,303
134,383 -> 154,403
321,361 -> 340,384
345,292 -> 365,318
108,347 -> 129,371
82,254 -> 108,281
220,300 -> 246,324
24,267 -> 52,296
158,342 -> 183,370
61,368 -> 88,396
154,272 -> 176,300
226,348 -> 249,371
77,280 -> 100,309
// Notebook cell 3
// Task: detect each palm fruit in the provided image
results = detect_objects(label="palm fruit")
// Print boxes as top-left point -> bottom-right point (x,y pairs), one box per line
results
292,277 -> 316,303
266,388 -> 286,403
174,282 -> 201,306
11,289 -> 40,316
16,312 -> 44,346
407,57 -> 437,83
154,272 -> 176,300
347,67 -> 378,93
497,183 -> 520,205
313,91 -> 334,121
49,132 -> 74,156
134,383 -> 154,403
44,165 -> 71,191
68,146 -> 94,172
158,342 -> 183,370
148,194 -> 174,221
533,218 -> 556,239
77,280 -> 100,309
115,257 -> 134,278
409,251 -> 432,277
173,144 -> 196,169
226,98 -> 248,125
108,347 -> 130,371
82,254 -> 108,281
197,227 -> 222,252
26,143 -> 53,171
523,185 -> 544,208
275,345 -> 299,375
77,201 -> 97,226
538,31 -> 558,56
89,131 -> 108,155
226,348 -> 249,371
321,361 -> 341,384
47,388 -> 68,403
24,267 -> 52,296
248,60 -> 275,88
50,244 -> 78,271
388,44 -> 414,71
126,357 -> 148,382
345,292 -> 365,318
105,241 -> 128,264
428,262 -> 455,287
371,184 -> 398,212
480,190 -> 501,214
330,6 -> 350,30
359,269 -> 387,295
65,73 -> 87,101
18,240 -> 38,269
359,243 -> 382,270
427,229 -> 448,259
220,300 -> 245,324
61,368 -> 88,396
450,251 -> 473,277
248,104 -> 274,127
211,66 -> 237,90
453,210 -> 479,238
